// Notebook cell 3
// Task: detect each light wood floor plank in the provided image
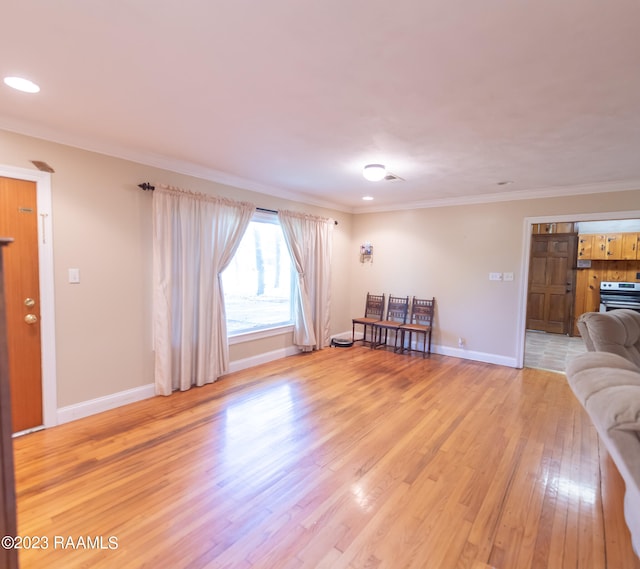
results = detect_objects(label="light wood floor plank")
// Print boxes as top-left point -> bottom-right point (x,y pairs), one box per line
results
11,347 -> 640,568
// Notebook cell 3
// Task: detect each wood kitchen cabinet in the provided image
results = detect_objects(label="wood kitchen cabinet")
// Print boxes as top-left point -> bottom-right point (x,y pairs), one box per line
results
577,233 -> 632,260
578,233 -> 607,260
591,234 -> 608,259
605,233 -> 623,259
622,232 -> 640,260
577,234 -> 593,259
532,222 -> 575,234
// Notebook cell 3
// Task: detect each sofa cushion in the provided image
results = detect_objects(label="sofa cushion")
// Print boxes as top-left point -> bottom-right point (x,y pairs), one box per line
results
566,351 -> 640,377
586,383 -> 640,432
567,368 -> 640,412
568,366 -> 640,406
577,310 -> 640,367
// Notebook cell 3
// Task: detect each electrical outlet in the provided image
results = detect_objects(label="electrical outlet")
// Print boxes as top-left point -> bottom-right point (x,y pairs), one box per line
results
503,272 -> 514,281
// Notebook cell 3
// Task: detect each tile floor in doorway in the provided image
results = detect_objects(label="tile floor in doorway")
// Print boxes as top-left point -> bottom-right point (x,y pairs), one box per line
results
524,330 -> 587,372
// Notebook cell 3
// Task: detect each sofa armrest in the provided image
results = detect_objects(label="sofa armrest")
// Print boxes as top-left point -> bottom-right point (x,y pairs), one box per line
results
577,315 -> 595,352
577,311 -> 640,367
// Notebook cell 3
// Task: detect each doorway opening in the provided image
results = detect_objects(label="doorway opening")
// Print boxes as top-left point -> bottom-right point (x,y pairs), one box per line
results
519,212 -> 640,372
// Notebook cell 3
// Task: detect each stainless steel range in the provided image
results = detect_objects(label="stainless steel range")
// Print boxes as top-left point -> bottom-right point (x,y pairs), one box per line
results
599,281 -> 640,313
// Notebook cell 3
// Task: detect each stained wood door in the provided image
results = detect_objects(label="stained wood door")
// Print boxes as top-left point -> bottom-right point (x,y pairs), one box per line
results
527,234 -> 578,335
0,176 -> 43,432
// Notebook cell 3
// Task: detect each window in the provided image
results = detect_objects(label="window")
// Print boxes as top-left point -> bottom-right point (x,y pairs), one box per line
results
222,211 -> 294,335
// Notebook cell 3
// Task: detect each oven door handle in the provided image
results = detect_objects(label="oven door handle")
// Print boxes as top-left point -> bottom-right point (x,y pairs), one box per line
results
601,301 -> 640,309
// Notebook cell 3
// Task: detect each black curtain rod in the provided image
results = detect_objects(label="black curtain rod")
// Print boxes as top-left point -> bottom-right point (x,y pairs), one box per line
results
139,184 -> 337,225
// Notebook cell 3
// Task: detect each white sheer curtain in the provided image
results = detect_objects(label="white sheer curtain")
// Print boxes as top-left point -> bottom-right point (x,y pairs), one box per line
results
153,185 -> 254,395
278,209 -> 333,352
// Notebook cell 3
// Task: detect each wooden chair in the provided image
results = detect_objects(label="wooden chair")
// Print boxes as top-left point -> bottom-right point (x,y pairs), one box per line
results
352,293 -> 385,345
372,295 -> 409,351
400,297 -> 435,357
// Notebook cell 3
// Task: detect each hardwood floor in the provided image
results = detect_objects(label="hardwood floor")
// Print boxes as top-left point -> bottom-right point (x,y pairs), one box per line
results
12,347 -> 640,568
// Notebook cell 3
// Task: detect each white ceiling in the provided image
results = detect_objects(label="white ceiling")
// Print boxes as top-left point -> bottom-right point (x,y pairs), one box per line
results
2,1 -> 640,213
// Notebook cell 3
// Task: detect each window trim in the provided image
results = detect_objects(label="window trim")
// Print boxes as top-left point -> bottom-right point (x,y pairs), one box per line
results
228,324 -> 295,345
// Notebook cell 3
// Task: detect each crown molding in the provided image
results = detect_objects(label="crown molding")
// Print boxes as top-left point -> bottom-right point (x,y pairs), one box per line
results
352,178 -> 640,214
3,117 -> 639,217
0,117 -> 352,214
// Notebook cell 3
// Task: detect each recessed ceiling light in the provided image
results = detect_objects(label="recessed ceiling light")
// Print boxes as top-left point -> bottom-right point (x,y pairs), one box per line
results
4,76 -> 40,93
362,196 -> 374,201
362,164 -> 386,182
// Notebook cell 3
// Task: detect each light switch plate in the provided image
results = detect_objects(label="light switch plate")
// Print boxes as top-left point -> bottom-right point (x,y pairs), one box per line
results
489,272 -> 502,281
503,272 -> 514,281
68,268 -> 80,284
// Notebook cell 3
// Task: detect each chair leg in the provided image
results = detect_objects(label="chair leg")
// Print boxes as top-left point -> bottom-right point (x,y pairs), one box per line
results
365,324 -> 374,346
372,327 -> 390,350
394,330 -> 402,353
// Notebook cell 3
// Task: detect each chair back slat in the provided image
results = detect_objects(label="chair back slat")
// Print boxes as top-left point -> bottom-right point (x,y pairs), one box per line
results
364,293 -> 385,318
385,295 -> 409,324
408,297 -> 435,326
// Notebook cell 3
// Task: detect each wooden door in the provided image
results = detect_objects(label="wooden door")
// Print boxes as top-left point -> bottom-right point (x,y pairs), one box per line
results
527,234 -> 578,334
0,177 -> 43,432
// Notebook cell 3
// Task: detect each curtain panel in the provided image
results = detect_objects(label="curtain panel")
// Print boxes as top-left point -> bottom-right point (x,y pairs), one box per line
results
278,209 -> 333,352
152,185 -> 254,395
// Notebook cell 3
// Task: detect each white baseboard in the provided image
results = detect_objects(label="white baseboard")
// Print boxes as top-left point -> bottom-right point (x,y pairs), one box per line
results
337,330 -> 518,368
433,345 -> 518,368
56,347 -> 299,425
227,345 -> 301,374
57,383 -> 156,425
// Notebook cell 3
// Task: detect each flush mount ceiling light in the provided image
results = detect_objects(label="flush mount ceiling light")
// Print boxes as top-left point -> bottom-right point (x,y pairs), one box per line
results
3,76 -> 40,93
362,164 -> 386,182
362,196 -> 374,201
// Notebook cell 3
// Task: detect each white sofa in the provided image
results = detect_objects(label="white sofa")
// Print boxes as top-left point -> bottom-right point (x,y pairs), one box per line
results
566,309 -> 640,557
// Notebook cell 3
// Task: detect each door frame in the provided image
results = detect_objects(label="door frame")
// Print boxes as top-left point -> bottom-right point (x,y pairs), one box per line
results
0,165 -> 57,429
516,209 -> 640,368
